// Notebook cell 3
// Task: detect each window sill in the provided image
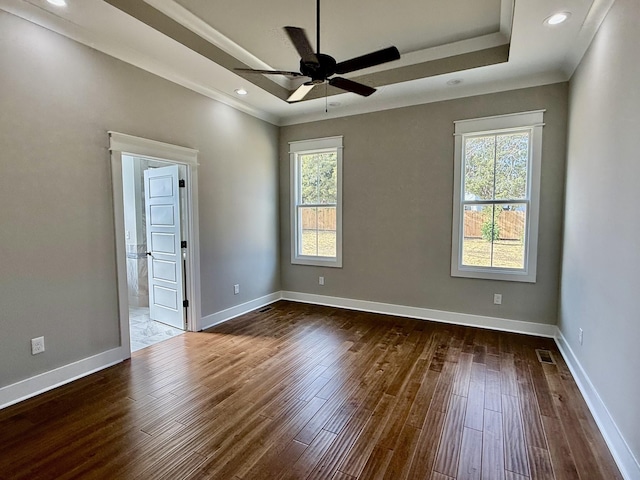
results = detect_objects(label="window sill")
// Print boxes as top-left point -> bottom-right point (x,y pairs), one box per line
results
292,256 -> 342,268
451,266 -> 536,283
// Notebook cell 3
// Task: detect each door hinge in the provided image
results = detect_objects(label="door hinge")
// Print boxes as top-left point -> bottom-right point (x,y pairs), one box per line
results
179,179 -> 186,188
181,240 -> 187,248
183,299 -> 189,308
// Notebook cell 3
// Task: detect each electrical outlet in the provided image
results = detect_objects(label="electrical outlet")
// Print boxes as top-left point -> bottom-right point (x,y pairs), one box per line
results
31,336 -> 45,355
579,328 -> 583,345
233,284 -> 240,295
493,293 -> 502,305
319,276 -> 325,286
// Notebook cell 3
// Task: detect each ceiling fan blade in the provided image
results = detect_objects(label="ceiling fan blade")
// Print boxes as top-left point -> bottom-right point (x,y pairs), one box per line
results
335,46 -> 400,75
287,83 -> 315,103
234,68 -> 303,77
329,77 -> 376,97
284,26 -> 319,65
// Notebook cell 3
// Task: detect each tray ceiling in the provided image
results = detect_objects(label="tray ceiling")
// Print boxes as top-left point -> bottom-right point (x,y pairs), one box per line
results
1,0 -> 615,125
172,0 -> 503,70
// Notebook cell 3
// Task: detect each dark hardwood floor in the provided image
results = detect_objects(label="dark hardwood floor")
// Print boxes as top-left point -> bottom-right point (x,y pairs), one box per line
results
0,301 -> 622,479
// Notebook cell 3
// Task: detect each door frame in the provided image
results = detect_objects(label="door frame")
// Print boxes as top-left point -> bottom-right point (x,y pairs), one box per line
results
109,132 -> 202,358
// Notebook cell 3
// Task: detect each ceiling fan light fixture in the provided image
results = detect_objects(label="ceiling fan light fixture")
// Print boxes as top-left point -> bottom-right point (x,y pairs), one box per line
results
235,0 -> 400,104
545,12 -> 571,26
287,83 -> 315,103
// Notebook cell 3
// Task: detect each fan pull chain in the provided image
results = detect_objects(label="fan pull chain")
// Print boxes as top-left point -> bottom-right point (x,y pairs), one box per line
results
325,82 -> 328,113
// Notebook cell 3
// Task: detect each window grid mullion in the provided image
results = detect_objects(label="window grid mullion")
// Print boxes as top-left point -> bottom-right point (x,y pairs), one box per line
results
297,156 -> 303,257
462,199 -> 528,206
491,135 -> 497,267
299,203 -> 338,208
315,154 -> 320,204
296,205 -> 303,257
315,206 -> 319,256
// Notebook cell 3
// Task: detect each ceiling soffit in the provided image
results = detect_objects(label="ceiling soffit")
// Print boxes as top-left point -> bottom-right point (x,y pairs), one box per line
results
170,0 -> 505,67
105,0 -> 512,102
104,0 -> 290,100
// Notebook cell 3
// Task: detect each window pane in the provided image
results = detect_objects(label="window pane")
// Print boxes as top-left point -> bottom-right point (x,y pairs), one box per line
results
464,136 -> 495,201
462,204 -> 494,267
462,203 -> 527,268
495,133 -> 529,200
300,152 -> 337,205
300,154 -> 318,204
299,206 -> 336,257
300,206 -> 318,256
492,203 -> 527,268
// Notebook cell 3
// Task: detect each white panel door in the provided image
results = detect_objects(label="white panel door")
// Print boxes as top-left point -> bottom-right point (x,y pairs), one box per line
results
144,165 -> 184,329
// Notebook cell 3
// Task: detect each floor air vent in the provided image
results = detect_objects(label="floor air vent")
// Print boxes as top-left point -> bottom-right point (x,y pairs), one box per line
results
535,349 -> 556,365
258,306 -> 273,313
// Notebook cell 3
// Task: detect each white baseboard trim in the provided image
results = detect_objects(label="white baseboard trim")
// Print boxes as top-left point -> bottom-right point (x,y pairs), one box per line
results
555,331 -> 639,480
281,291 -> 557,337
200,291 -> 282,330
0,347 -> 126,410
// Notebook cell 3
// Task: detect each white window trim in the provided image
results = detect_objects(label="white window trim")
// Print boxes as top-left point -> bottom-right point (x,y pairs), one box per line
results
290,136 -> 343,268
451,110 -> 544,283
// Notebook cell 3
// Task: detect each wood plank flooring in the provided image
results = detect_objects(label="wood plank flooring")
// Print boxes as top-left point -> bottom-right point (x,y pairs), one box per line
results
0,301 -> 622,479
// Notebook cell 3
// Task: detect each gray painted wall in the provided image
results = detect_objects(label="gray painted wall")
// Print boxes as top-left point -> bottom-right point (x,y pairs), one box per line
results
1,3 -> 636,469
0,12 -> 280,388
280,84 -> 568,324
560,0 -> 640,465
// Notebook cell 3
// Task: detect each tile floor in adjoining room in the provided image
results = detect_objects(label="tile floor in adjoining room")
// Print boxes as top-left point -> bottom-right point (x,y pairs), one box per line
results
129,306 -> 184,352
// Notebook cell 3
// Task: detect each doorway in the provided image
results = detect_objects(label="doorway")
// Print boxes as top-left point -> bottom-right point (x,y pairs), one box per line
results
109,132 -> 202,359
122,156 -> 187,351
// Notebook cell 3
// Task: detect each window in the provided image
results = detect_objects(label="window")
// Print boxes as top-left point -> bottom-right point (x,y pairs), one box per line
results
290,136 -> 343,267
451,111 -> 544,282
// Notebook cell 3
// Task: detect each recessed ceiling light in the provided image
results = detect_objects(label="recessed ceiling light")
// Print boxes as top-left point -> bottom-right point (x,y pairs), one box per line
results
545,12 -> 571,25
47,0 -> 67,6
234,88 -> 248,96
447,79 -> 463,86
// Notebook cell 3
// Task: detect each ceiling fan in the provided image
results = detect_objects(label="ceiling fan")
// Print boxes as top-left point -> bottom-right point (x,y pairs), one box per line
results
235,0 -> 401,103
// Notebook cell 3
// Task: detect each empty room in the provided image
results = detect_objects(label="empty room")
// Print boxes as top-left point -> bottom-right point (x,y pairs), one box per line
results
0,0 -> 638,479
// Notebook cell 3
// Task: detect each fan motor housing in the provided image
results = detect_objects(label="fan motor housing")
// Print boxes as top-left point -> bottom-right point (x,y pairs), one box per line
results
300,53 -> 337,82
